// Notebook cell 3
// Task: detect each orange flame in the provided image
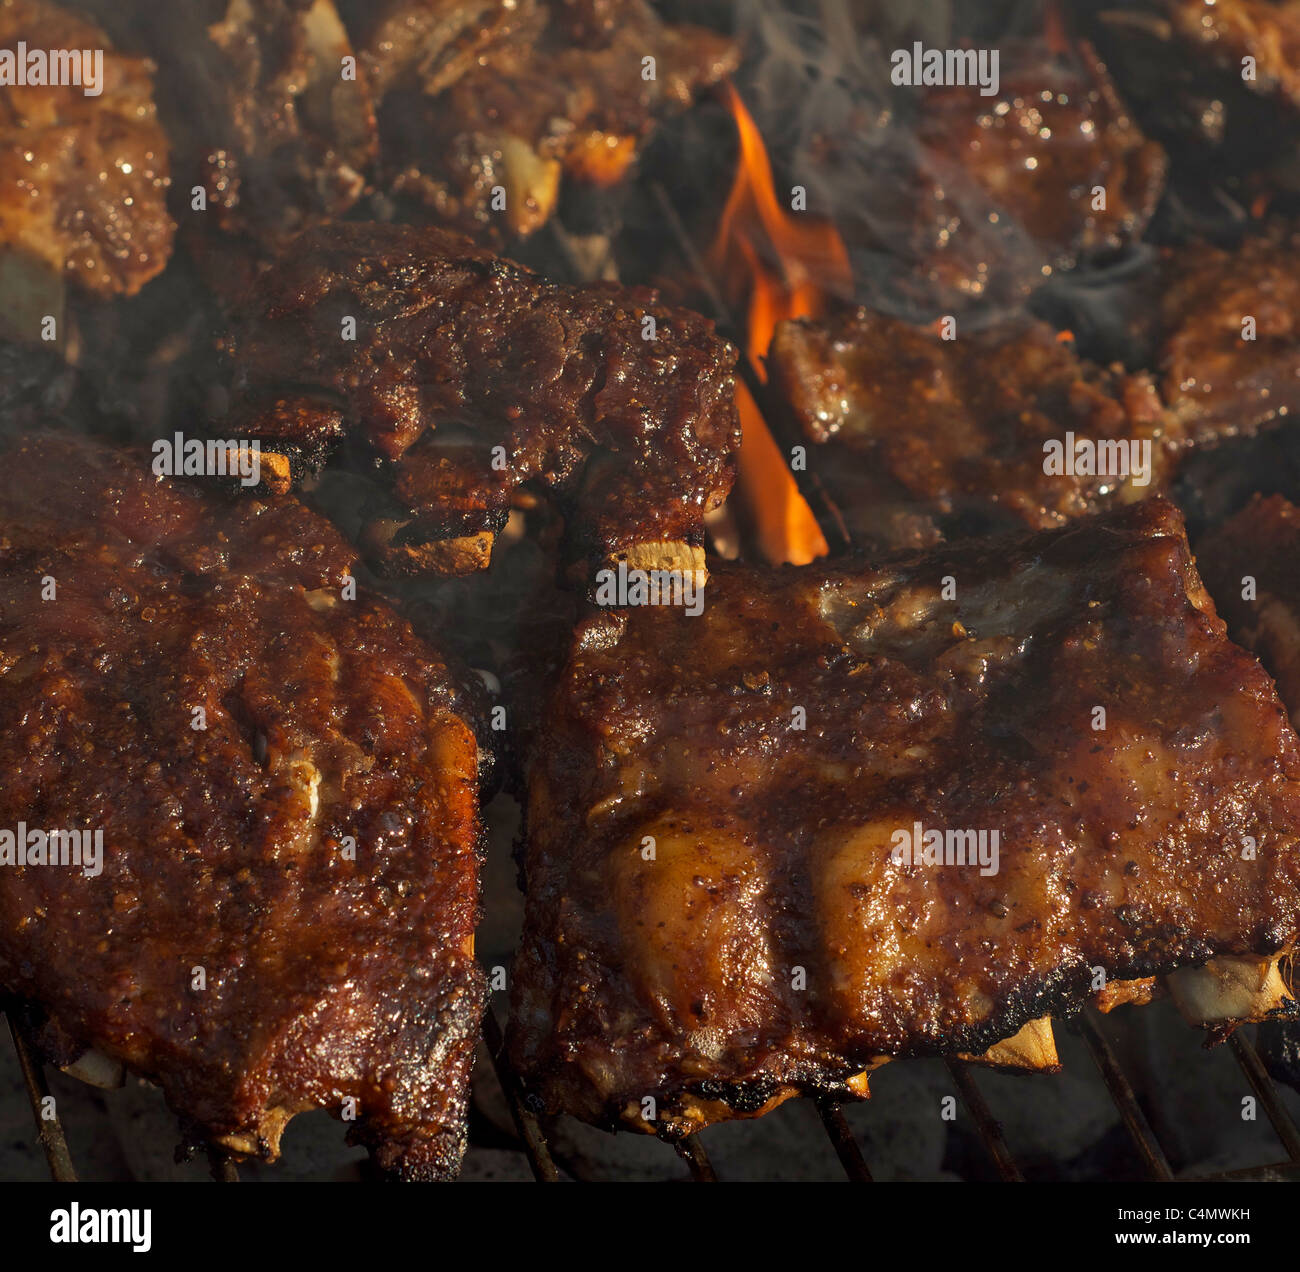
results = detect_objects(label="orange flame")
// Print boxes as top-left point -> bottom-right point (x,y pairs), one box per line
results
709,83 -> 850,565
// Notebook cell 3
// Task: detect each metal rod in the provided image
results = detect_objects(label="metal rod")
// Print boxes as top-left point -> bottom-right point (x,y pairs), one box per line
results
5,1011 -> 77,1182
816,1099 -> 873,1181
1078,1010 -> 1174,1181
650,182 -> 734,335
1188,1159 -> 1300,1183
1229,1031 -> 1300,1161
481,1007 -> 560,1183
943,1058 -> 1023,1182
673,1135 -> 718,1182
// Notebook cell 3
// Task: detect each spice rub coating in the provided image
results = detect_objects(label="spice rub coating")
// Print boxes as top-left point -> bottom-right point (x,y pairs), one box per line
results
0,0 -> 173,296
226,220 -> 740,577
768,309 -> 1170,553
509,500 -> 1300,1133
0,431 -> 486,1178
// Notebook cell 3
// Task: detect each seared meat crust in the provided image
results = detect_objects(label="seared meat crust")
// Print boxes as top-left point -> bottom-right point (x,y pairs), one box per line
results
915,39 -> 1165,291
353,0 -> 738,238
0,432 -> 486,1178
193,0 -> 377,248
1198,493 -> 1300,1090
0,0 -> 173,296
768,309 -> 1170,553
226,220 -> 740,577
850,38 -> 1165,315
1147,233 -> 1300,440
509,500 -> 1300,1132
75,0 -> 377,298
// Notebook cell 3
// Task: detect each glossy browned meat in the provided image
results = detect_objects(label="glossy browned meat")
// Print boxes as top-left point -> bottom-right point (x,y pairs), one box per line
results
342,0 -> 539,99
226,220 -> 740,577
0,0 -> 173,296
1149,233 -> 1300,440
767,309 -> 1171,552
357,0 -> 738,238
916,39 -> 1166,277
1082,1 -> 1300,182
0,431 -> 486,1179
79,0 -> 377,296
1198,493 -> 1300,726
853,38 -> 1164,315
508,500 -> 1300,1133
1197,493 -> 1300,1086
197,0 -> 376,243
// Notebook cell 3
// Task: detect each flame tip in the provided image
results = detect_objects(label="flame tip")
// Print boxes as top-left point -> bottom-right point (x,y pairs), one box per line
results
710,83 -> 851,566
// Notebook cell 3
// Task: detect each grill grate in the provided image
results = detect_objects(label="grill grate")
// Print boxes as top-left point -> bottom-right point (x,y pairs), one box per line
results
9,1000 -> 1300,1182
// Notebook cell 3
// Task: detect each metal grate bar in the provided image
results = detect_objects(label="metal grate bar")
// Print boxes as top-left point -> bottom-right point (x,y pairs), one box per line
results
5,1010 -> 77,1182
1078,1010 -> 1174,1180
1190,1159 -> 1300,1182
816,1099 -> 873,1181
1228,1030 -> 1300,1161
481,1007 -> 560,1183
673,1136 -> 718,1182
943,1058 -> 1023,1182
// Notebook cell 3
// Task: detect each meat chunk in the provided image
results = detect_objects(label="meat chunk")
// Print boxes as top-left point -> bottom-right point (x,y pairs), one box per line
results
351,0 -> 738,239
848,38 -> 1164,316
767,308 -> 1171,553
1145,233 -> 1300,440
192,0 -> 377,247
77,0 -> 377,295
508,500 -> 1300,1134
0,0 -> 173,296
918,39 -> 1165,280
1161,0 -> 1300,111
225,220 -> 740,578
1086,1 -> 1300,180
0,431 -> 486,1178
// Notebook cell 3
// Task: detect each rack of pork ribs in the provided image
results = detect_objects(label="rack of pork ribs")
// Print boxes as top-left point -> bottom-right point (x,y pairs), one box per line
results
0,430 -> 490,1180
220,220 -> 741,581
763,231 -> 1300,555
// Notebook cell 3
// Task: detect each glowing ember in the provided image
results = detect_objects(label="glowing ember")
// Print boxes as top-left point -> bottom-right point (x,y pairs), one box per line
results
709,82 -> 851,565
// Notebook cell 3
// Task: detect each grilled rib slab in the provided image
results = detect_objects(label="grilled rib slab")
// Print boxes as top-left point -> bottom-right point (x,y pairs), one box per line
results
225,220 -> 740,578
0,431 -> 486,1178
509,499 -> 1300,1133
768,309 -> 1170,553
